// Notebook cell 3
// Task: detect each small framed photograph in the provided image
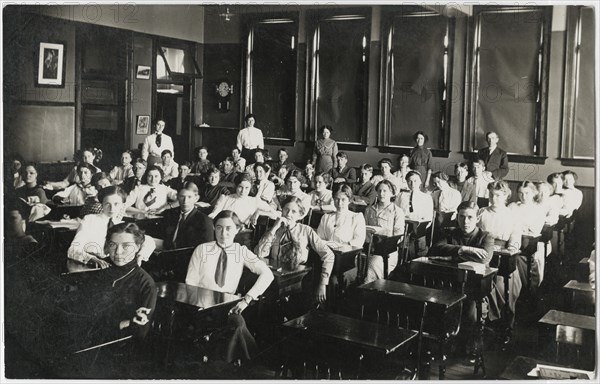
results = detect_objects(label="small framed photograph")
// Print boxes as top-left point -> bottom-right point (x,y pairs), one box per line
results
36,42 -> 65,87
136,65 -> 151,80
136,115 -> 150,135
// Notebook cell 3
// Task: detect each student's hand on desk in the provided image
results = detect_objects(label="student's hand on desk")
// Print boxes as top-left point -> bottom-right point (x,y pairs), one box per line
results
334,177 -> 345,183
461,246 -> 488,261
229,301 -> 248,315
315,284 -> 327,304
89,256 -> 111,269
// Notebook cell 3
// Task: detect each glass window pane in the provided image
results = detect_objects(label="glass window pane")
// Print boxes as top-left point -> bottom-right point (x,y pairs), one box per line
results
251,21 -> 297,139
390,15 -> 447,148
474,10 -> 543,155
573,7 -> 595,158
317,18 -> 368,143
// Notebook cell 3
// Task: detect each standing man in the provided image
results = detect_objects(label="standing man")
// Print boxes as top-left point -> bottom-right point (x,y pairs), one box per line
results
142,120 -> 174,167
477,131 -> 509,180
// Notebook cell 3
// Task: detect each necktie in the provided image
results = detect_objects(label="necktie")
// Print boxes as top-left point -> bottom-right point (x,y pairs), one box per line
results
135,178 -> 141,187
172,212 -> 186,248
143,188 -> 156,207
155,133 -> 162,147
214,246 -> 228,288
278,228 -> 298,270
107,218 -> 115,230
409,192 -> 414,213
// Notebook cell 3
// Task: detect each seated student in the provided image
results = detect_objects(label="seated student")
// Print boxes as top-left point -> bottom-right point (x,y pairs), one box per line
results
245,148 -> 266,182
15,163 -> 48,205
78,222 -> 157,344
68,186 -> 156,268
219,157 -> 239,190
331,152 -> 357,186
250,163 -> 275,204
509,181 -> 546,288
397,171 -> 434,257
301,160 -> 316,191
109,150 -> 134,185
352,164 -> 377,206
371,158 -> 401,195
231,147 -> 246,173
274,170 -> 312,218
185,210 -> 274,363
428,201 -> 495,356
201,167 -> 231,207
450,162 -> 477,204
209,173 -> 276,226
478,180 -> 522,343
45,147 -> 103,190
163,182 -> 214,250
317,184 -> 366,250
80,172 -> 112,217
167,161 -> 194,192
270,148 -> 297,177
256,196 -> 335,304
158,149 -> 179,183
393,154 -> 411,193
122,159 -> 147,195
125,166 -> 178,215
7,154 -> 24,190
190,146 -> 214,177
4,197 -> 38,259
561,170 -> 583,217
431,171 -> 462,220
536,181 -> 561,226
309,172 -> 336,212
466,159 -> 492,203
52,163 -> 98,206
363,179 -> 405,283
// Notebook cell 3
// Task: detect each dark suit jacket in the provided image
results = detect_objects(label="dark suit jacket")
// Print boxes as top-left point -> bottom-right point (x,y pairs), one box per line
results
122,176 -> 143,194
352,181 -> 377,206
477,146 -> 509,180
331,166 -> 357,184
163,207 -> 214,250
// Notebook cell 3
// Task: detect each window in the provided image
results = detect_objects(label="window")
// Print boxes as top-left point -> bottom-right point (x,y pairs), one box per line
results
465,7 -> 551,161
561,6 -> 595,166
309,11 -> 370,146
156,44 -> 202,81
245,16 -> 298,142
380,9 -> 454,153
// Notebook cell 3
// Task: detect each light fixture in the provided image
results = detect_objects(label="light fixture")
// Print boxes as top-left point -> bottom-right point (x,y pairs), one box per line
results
219,7 -> 235,22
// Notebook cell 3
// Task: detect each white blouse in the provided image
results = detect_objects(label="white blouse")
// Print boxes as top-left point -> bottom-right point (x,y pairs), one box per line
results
317,211 -> 366,248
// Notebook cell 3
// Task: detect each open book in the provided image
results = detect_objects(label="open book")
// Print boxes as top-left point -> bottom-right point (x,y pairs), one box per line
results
458,261 -> 487,275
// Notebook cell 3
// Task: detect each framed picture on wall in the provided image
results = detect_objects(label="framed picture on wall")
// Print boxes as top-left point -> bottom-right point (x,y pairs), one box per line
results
36,42 -> 65,87
136,115 -> 150,135
136,65 -> 151,80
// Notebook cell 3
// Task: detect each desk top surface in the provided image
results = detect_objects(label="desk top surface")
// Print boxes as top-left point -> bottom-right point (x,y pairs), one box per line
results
283,310 -> 418,354
412,257 -> 498,278
65,259 -> 101,274
331,244 -> 363,255
539,310 -> 595,331
156,281 -> 241,310
123,213 -> 163,221
358,279 -> 466,308
564,280 -> 594,292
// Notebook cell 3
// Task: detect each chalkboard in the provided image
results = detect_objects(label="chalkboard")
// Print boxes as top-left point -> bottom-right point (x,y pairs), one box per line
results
5,104 -> 75,162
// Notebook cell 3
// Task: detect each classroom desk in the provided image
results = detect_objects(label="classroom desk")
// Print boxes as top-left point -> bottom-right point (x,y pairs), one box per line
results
409,257 -> 498,376
267,262 -> 312,299
45,204 -> 83,220
402,218 -> 431,262
538,310 -> 595,331
281,309 -> 418,378
349,201 -> 367,213
330,245 -> 363,309
65,259 -> 100,274
358,279 -> 465,379
155,281 -> 242,366
499,355 -> 594,380
122,213 -> 164,238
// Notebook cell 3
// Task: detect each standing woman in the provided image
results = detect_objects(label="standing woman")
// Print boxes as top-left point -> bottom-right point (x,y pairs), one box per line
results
312,125 -> 338,174
409,131 -> 433,187
45,147 -> 102,190
237,113 -> 264,162
142,119 -> 174,167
